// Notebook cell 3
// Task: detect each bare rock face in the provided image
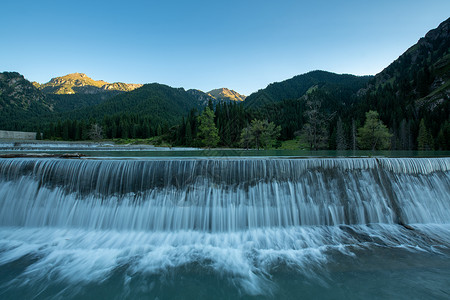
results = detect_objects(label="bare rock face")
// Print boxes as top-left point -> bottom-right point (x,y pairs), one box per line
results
187,88 -> 246,106
186,89 -> 215,106
207,88 -> 246,102
101,82 -> 143,92
36,73 -> 143,94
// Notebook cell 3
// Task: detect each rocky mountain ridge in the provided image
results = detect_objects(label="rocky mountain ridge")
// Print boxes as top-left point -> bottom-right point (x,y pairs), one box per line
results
207,88 -> 246,102
33,73 -> 143,94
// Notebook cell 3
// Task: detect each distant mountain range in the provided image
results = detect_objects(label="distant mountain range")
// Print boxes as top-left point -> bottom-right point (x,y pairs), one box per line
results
0,72 -> 247,130
0,17 -> 449,146
32,73 -> 247,102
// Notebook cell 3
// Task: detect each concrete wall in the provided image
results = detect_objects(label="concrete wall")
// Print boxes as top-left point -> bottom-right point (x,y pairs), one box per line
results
0,130 -> 37,140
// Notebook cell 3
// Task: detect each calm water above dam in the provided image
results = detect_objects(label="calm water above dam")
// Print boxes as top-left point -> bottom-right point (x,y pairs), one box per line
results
0,156 -> 449,299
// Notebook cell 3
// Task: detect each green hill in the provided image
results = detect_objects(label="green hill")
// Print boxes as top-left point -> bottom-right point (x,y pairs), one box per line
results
244,70 -> 372,108
64,83 -> 201,125
46,92 -> 122,113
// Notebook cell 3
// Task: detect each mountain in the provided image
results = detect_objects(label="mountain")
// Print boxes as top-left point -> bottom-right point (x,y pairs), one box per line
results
244,70 -> 372,108
186,88 -> 245,106
369,17 -> 450,107
0,72 -> 50,111
46,93 -> 119,113
63,83 -> 201,126
207,88 -> 246,102
0,72 -> 52,130
357,17 -> 450,149
34,73 -> 143,94
186,89 -> 215,106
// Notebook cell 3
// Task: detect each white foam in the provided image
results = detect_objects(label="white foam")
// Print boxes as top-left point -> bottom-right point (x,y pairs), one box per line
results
1,225 -> 448,295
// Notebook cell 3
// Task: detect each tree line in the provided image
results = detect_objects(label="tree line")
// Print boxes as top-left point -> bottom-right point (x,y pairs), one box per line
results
42,91 -> 450,151
42,113 -> 169,141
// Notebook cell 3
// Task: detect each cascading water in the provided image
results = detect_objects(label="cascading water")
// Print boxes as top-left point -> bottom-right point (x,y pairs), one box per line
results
0,157 -> 449,299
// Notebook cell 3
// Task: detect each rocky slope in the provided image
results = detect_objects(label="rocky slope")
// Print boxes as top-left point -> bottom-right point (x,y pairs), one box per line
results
207,88 -> 246,102
186,89 -> 215,106
34,73 -> 143,94
0,72 -> 52,130
371,17 -> 450,108
187,88 -> 246,106
0,72 -> 50,111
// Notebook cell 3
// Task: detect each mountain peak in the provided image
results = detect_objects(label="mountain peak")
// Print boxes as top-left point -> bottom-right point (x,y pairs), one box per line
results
37,73 -> 142,94
59,72 -> 88,79
207,88 -> 246,102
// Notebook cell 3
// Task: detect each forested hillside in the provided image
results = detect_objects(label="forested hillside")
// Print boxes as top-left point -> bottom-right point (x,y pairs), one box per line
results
47,93 -> 120,112
244,70 -> 371,108
357,17 -> 450,150
69,83 -> 199,122
41,83 -> 203,140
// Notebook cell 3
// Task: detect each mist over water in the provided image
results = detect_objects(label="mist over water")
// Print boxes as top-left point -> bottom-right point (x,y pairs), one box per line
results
0,157 -> 449,299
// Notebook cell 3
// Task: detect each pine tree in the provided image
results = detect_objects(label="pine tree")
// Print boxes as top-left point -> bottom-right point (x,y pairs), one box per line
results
417,119 -> 434,150
157,124 -> 162,136
120,119 -> 129,139
62,120 -> 70,140
197,107 -> 220,148
351,119 -> 357,151
111,123 -> 118,139
185,121 -> 192,146
208,99 -> 214,111
336,117 -> 346,150
75,121 -> 82,140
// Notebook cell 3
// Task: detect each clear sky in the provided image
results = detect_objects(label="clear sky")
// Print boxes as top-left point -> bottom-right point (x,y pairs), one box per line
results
1,0 -> 449,95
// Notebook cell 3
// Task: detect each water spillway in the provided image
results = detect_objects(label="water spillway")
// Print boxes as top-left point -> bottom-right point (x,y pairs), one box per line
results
1,157 -> 449,230
0,157 -> 449,299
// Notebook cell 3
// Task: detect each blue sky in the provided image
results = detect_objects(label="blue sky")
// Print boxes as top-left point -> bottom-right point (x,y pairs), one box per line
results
1,0 -> 449,95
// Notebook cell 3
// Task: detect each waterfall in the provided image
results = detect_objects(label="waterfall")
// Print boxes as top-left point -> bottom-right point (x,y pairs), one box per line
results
1,157 -> 449,231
